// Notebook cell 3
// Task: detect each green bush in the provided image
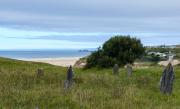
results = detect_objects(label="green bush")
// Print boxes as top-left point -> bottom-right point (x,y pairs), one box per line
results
86,35 -> 145,68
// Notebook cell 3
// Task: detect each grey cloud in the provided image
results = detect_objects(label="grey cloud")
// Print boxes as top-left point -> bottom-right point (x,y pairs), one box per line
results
0,0 -> 180,34
0,0 -> 179,18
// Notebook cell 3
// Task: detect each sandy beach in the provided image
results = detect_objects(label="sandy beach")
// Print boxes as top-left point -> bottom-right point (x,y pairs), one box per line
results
22,57 -> 81,67
158,59 -> 180,66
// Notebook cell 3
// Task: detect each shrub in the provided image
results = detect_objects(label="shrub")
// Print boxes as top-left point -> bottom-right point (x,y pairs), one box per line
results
86,35 -> 145,68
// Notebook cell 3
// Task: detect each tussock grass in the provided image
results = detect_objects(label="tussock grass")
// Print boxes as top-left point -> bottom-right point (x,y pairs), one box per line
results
0,57 -> 180,109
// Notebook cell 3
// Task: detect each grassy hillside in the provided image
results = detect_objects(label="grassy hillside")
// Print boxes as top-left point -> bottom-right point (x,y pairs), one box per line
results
0,57 -> 180,109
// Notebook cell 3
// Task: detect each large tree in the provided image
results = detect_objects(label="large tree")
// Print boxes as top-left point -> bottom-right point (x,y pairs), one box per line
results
86,35 -> 145,68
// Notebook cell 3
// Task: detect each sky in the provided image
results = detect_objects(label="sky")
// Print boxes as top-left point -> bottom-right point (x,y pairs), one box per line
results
0,0 -> 180,49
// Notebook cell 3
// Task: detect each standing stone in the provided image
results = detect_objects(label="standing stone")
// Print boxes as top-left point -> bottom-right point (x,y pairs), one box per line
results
113,64 -> 119,75
64,65 -> 74,89
126,64 -> 132,76
67,65 -> 74,81
160,63 -> 175,94
37,68 -> 44,77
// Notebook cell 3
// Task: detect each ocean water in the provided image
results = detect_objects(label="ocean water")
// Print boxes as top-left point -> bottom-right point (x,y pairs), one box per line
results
0,49 -> 92,59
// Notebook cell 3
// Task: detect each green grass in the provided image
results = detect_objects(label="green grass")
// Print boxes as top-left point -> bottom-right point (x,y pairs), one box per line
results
0,57 -> 180,109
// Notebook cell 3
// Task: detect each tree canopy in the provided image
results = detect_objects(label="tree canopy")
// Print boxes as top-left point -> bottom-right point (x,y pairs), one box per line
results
86,35 -> 145,68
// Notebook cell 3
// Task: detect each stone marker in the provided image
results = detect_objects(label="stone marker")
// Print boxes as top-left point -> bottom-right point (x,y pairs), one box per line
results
126,64 -> 132,76
113,64 -> 119,75
64,65 -> 74,89
160,63 -> 175,94
37,68 -> 44,77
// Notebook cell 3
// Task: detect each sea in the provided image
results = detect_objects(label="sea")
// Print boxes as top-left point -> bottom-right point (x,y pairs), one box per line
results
0,49 -> 93,59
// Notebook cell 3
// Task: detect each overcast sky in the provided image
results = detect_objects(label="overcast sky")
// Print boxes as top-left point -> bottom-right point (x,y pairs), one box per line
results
0,0 -> 180,49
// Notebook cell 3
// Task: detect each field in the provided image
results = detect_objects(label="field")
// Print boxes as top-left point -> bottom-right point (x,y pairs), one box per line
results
0,57 -> 180,109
